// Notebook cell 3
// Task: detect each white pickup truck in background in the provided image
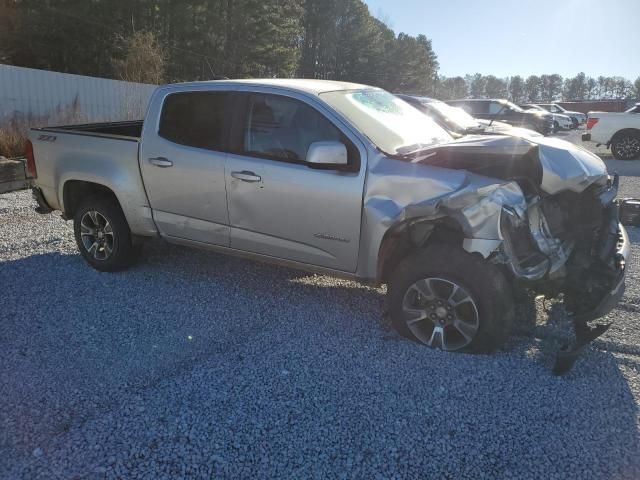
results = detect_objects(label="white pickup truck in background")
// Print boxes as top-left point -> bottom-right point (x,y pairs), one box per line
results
583,103 -> 640,160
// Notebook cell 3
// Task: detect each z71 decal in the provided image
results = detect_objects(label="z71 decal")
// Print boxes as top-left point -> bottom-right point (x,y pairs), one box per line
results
37,134 -> 57,142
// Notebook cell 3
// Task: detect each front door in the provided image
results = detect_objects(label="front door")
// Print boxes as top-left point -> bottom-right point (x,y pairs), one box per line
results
225,92 -> 366,272
139,90 -> 230,245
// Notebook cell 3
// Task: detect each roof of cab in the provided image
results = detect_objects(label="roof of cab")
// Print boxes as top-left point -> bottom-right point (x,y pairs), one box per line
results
167,78 -> 373,95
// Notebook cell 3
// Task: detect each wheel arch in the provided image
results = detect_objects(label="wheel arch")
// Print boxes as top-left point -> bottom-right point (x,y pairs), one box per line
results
62,180 -> 121,220
60,177 -> 157,237
609,128 -> 640,147
376,217 -> 465,284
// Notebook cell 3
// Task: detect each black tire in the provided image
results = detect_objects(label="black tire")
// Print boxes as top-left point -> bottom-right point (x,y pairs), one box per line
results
73,194 -> 140,272
553,121 -> 560,133
611,131 -> 640,160
388,244 -> 514,353
570,117 -> 579,129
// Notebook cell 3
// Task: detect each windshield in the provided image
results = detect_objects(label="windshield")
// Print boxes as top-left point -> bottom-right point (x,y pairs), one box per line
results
426,101 -> 480,130
320,89 -> 452,155
625,104 -> 640,113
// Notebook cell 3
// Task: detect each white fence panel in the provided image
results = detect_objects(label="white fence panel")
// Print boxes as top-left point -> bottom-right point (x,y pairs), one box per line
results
0,64 -> 157,124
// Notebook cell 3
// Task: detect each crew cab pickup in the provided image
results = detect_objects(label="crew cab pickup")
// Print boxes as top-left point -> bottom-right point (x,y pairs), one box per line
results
27,79 -> 629,373
583,103 -> 640,160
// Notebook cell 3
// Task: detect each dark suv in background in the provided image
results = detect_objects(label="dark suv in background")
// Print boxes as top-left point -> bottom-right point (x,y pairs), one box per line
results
446,99 -> 554,135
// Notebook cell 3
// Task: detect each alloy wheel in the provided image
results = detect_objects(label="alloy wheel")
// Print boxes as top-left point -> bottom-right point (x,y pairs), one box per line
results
401,277 -> 480,351
80,210 -> 114,260
615,136 -> 640,160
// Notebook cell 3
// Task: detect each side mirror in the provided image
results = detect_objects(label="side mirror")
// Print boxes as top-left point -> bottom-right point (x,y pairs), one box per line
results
306,141 -> 348,168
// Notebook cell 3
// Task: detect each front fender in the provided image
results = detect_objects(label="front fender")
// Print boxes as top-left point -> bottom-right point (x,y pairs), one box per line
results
356,155 -> 527,282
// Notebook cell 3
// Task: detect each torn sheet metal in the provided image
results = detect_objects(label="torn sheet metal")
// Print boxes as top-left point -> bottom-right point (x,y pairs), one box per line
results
358,151 -> 528,279
357,134 -> 609,281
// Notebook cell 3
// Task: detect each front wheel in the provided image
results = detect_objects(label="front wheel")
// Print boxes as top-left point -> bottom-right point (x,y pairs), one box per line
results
611,132 -> 640,160
73,194 -> 140,272
388,244 -> 514,353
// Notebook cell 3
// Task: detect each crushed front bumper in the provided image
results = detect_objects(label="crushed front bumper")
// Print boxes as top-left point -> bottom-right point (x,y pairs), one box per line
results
554,220 -> 630,374
575,224 -> 629,322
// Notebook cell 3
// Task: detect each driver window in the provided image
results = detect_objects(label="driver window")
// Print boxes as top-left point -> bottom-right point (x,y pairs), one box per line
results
244,94 -> 343,163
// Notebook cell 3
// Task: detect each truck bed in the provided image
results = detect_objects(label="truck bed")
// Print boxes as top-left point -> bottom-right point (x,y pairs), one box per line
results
34,120 -> 143,141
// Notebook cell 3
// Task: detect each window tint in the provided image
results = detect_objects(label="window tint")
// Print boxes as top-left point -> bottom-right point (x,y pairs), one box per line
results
488,102 -> 507,115
159,91 -> 227,150
243,94 -> 353,164
462,101 -> 489,115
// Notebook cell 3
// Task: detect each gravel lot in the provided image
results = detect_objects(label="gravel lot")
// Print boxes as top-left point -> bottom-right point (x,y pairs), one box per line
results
1,133 -> 639,479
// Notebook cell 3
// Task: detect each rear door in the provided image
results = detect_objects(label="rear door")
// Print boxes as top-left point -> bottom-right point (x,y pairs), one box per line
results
140,90 -> 230,245
224,92 -> 366,272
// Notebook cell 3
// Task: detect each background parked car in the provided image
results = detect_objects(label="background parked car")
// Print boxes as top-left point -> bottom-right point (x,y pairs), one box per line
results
583,103 -> 640,160
446,99 -> 554,135
532,103 -> 587,128
520,104 -> 574,132
397,94 -> 541,138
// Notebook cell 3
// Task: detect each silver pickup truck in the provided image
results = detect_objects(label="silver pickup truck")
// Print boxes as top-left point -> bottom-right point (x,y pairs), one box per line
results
27,79 -> 629,372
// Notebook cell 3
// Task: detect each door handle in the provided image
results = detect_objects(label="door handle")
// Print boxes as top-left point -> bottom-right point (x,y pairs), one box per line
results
148,157 -> 173,168
231,171 -> 261,182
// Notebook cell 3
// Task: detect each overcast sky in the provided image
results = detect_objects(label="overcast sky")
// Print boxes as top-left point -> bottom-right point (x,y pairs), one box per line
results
363,0 -> 640,80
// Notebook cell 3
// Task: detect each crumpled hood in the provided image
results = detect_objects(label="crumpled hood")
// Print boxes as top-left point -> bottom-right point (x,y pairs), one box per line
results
413,134 -> 608,195
525,136 -> 607,194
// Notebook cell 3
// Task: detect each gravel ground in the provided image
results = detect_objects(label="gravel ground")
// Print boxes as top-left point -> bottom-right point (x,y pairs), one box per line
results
1,135 -> 639,479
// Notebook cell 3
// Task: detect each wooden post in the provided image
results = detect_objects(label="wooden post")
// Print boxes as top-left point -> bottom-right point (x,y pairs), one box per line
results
0,157 -> 31,194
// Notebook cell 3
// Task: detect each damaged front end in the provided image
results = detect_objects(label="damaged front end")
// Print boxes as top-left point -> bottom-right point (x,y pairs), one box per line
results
499,174 -> 629,373
370,135 -> 630,373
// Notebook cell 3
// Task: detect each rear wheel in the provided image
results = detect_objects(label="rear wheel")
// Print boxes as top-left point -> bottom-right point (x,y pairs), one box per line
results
73,194 -> 140,272
611,132 -> 640,160
388,244 -> 514,353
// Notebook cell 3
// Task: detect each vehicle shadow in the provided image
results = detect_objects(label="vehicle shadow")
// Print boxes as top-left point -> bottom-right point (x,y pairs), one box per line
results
1,243 -> 638,477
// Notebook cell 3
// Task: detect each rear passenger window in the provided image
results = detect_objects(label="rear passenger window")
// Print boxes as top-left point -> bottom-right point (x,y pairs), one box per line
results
463,102 -> 488,115
488,102 -> 506,114
243,94 -> 359,167
159,92 -> 227,150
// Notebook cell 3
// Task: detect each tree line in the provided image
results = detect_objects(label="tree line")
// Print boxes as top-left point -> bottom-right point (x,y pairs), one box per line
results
0,0 -> 438,94
436,73 -> 640,103
0,1 -> 637,103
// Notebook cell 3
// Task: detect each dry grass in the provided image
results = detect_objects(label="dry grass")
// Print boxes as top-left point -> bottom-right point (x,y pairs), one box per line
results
0,92 -> 147,159
0,98 -> 88,159
0,122 -> 27,159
